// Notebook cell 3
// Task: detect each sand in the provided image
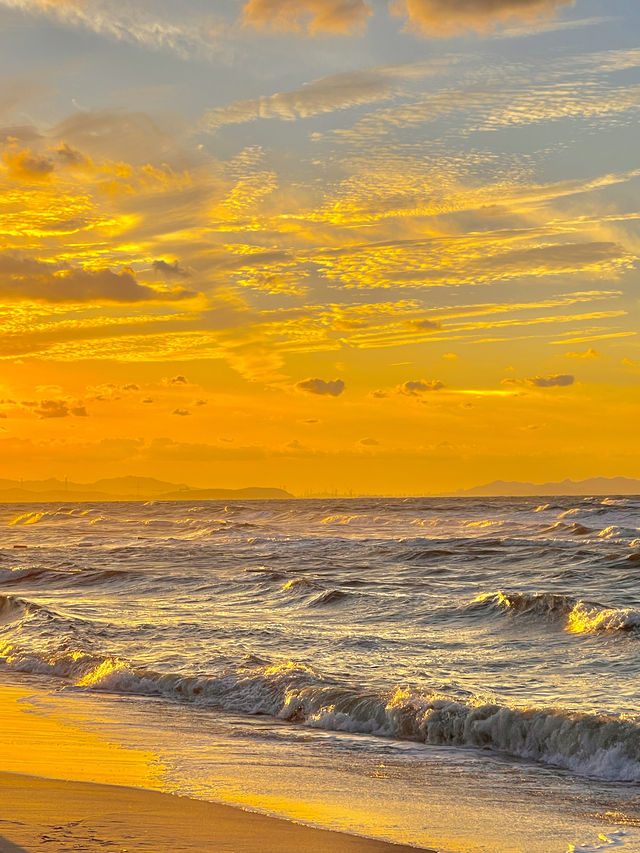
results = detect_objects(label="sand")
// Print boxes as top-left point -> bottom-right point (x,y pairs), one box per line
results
0,679 -> 427,852
0,772 -> 428,852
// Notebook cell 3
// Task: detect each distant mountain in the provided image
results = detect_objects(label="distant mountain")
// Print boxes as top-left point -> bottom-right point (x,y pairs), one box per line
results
0,478 -> 293,503
89,476 -> 191,495
454,477 -> 640,497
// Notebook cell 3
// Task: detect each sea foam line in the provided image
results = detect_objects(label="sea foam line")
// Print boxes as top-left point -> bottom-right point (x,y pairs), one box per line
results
2,642 -> 640,783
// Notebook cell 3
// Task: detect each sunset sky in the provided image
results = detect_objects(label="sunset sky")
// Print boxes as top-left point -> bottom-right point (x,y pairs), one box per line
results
0,0 -> 638,494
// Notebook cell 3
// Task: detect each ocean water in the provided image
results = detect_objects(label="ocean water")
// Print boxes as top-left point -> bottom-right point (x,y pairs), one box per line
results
2,496 -> 640,852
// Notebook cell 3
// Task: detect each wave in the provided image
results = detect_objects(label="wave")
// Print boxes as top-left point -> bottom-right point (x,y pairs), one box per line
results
470,589 -> 581,617
0,593 -> 70,629
307,589 -> 353,607
470,591 -> 640,634
0,564 -> 139,588
0,594 -> 32,625
543,521 -> 594,536
9,507 -> 100,526
557,507 -> 610,519
281,577 -> 320,592
3,646 -> 640,782
597,526 -> 639,540
396,547 -> 456,562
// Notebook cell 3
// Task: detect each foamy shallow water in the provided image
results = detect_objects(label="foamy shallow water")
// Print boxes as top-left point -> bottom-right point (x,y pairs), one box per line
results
2,496 -> 640,851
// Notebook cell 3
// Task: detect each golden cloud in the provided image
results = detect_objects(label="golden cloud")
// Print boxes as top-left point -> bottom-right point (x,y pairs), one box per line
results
390,0 -> 574,37
3,148 -> 54,180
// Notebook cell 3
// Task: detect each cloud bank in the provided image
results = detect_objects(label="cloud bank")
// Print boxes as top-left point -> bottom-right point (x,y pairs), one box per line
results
0,254 -> 196,303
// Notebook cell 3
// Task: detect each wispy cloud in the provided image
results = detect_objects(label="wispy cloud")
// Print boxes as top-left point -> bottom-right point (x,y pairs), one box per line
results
0,0 -> 224,58
203,69 -> 397,130
241,0 -> 372,35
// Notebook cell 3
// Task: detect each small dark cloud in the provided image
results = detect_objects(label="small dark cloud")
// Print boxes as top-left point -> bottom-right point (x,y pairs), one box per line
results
153,259 -> 190,278
296,378 -> 345,397
54,142 -> 88,167
398,379 -> 445,396
32,399 -> 88,419
286,439 -> 309,451
358,437 -> 379,446
142,397 -> 154,403
527,374 -> 574,387
172,408 -> 191,416
164,375 -> 189,385
122,383 -> 140,391
410,318 -> 442,331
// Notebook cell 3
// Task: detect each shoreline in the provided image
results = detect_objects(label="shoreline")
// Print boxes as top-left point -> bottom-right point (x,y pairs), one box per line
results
0,771 -> 429,853
0,678 -> 430,853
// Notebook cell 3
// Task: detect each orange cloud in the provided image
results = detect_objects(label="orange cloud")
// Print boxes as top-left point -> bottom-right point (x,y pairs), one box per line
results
241,0 -> 373,35
564,348 -> 599,358
3,148 -> 54,180
390,0 -> 574,37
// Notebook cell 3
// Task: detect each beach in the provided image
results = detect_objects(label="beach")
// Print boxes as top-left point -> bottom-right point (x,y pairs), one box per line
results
0,774 -> 423,853
0,681 -> 423,853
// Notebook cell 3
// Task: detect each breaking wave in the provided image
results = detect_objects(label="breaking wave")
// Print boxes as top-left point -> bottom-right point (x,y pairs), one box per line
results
470,591 -> 640,634
2,645 -> 640,782
543,521 -> 594,536
0,594 -> 33,625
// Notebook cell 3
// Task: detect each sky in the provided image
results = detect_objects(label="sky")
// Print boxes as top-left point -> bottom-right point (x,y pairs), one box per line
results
0,0 -> 638,494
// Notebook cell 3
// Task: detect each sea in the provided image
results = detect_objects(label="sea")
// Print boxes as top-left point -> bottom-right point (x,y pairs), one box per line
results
2,496 -> 640,852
